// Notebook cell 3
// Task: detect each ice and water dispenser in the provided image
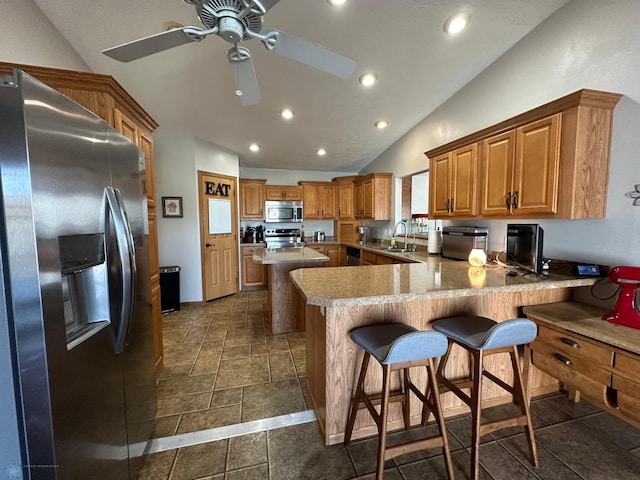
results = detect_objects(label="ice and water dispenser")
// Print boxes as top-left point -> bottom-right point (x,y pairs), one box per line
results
59,233 -> 111,350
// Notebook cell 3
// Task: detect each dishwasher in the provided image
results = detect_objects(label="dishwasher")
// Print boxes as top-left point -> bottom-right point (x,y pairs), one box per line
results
346,246 -> 361,266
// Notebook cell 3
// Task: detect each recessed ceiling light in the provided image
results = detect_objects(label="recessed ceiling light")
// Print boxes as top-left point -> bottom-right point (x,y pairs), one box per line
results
327,0 -> 348,6
375,119 -> 389,129
358,72 -> 378,87
280,108 -> 295,120
443,11 -> 471,35
316,148 -> 327,156
249,143 -> 260,152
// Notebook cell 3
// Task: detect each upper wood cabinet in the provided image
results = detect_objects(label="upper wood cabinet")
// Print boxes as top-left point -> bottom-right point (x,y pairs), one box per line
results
354,173 -> 392,220
426,89 -> 621,220
0,62 -> 164,375
481,114 -> 561,216
429,144 -> 478,217
240,179 -> 266,219
264,185 -> 302,201
333,176 -> 357,220
299,181 -> 336,219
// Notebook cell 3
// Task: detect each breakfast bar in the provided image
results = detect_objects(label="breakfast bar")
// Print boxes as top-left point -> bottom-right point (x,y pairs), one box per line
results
290,261 -> 597,445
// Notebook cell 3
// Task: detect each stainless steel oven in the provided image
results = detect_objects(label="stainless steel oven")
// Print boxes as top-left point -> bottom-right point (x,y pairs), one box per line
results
264,200 -> 303,223
346,246 -> 361,266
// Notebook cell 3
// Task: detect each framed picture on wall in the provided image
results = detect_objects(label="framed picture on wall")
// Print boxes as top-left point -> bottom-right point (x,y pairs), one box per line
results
162,196 -> 183,218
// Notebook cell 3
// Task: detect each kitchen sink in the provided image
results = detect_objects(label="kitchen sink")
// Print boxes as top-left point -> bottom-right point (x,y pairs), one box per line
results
376,246 -> 410,253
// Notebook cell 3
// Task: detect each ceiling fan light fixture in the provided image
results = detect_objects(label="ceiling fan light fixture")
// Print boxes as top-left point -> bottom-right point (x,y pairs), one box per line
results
358,72 -> 378,87
316,148 -> 327,156
280,108 -> 295,120
444,11 -> 471,35
375,119 -> 389,129
249,143 -> 260,152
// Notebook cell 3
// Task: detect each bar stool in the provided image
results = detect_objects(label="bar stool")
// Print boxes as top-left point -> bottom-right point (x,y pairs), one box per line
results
344,323 -> 454,480
431,315 -> 538,480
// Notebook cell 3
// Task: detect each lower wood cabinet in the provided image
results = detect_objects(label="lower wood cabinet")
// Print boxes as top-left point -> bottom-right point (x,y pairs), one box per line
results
241,246 -> 266,288
308,244 -> 340,267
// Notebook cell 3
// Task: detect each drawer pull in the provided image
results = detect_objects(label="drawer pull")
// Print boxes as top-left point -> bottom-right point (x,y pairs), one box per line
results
561,337 -> 580,348
554,353 -> 572,365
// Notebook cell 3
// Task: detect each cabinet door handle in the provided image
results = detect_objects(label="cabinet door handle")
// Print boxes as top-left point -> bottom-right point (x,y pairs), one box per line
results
554,353 -> 572,365
560,337 -> 579,348
449,198 -> 454,212
513,191 -> 519,209
506,192 -> 511,209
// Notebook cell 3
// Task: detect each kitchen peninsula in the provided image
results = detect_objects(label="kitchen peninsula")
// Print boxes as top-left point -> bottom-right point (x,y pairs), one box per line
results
253,246 -> 328,334
289,261 -> 598,445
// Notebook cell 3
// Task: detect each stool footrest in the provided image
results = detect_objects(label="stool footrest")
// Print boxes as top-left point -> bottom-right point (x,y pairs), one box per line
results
479,415 -> 528,436
385,435 -> 445,461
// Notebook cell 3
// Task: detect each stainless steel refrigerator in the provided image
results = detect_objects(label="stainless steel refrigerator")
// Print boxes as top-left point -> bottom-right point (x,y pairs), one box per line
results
0,70 -> 156,479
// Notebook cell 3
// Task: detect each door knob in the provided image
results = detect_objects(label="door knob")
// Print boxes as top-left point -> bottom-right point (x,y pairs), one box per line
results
206,243 -> 215,247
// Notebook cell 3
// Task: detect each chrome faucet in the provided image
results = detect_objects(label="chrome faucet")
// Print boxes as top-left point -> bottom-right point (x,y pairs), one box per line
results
392,220 -> 408,248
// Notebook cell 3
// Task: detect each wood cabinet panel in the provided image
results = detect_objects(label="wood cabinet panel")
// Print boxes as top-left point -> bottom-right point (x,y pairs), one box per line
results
240,179 -> 265,219
354,173 -> 392,220
241,246 -> 266,288
429,145 -> 477,217
300,182 -> 337,219
428,89 -> 620,220
265,185 -> 302,200
335,179 -> 355,219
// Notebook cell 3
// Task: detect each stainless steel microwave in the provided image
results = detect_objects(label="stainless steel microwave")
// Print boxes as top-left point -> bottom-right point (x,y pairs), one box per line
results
264,200 -> 303,223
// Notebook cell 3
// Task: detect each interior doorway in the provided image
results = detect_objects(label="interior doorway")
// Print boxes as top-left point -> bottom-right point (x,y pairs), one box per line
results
198,170 -> 239,301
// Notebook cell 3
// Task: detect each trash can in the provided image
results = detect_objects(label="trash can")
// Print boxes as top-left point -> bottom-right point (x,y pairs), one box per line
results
159,266 -> 180,313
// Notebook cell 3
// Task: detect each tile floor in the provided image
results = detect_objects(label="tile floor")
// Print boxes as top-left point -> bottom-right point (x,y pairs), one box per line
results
136,289 -> 640,479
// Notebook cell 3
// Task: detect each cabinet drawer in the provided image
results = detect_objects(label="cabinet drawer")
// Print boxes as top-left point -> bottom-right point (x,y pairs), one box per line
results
531,340 -> 611,385
532,349 -> 609,404
362,251 -> 376,264
375,254 -> 396,265
536,324 -> 613,366
612,375 -> 640,424
614,351 -> 640,382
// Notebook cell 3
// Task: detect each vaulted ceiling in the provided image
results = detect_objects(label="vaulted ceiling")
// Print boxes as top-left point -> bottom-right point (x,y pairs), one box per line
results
34,0 -> 570,171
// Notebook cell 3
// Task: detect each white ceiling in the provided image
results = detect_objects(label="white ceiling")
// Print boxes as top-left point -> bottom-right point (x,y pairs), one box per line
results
33,0 -> 570,172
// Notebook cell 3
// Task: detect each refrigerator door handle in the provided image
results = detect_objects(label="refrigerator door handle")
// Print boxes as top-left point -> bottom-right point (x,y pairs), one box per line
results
105,186 -> 137,354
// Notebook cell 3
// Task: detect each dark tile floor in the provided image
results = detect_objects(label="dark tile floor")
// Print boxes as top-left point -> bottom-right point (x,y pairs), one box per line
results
137,290 -> 640,479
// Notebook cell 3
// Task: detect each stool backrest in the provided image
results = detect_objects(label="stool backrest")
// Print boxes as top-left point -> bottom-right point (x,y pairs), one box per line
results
481,319 -> 537,350
383,331 -> 448,364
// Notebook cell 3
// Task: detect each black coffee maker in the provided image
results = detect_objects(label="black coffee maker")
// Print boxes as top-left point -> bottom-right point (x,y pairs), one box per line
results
255,225 -> 264,242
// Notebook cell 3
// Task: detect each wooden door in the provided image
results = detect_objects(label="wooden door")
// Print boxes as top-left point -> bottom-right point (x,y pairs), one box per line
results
302,184 -> 321,219
241,246 -> 266,287
199,171 -> 239,301
321,184 -> 337,218
337,183 -> 354,219
450,144 -> 478,216
354,183 -> 364,218
429,153 -> 452,217
362,180 -> 374,218
325,245 -> 340,266
481,131 -> 515,216
283,186 -> 302,200
513,114 -> 561,215
240,181 -> 264,219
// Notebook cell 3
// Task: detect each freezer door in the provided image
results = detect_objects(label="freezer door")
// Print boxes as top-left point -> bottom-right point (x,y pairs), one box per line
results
108,130 -> 157,475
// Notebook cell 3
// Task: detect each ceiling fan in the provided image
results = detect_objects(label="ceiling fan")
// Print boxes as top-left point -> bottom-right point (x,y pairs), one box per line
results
103,0 -> 358,105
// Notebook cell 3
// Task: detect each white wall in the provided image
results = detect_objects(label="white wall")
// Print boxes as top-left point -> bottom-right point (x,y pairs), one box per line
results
0,0 -> 89,70
154,127 -> 239,302
364,0 -> 640,267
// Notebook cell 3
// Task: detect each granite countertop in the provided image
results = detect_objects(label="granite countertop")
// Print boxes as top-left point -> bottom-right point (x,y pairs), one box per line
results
522,302 -> 640,355
253,246 -> 329,265
289,260 -> 598,307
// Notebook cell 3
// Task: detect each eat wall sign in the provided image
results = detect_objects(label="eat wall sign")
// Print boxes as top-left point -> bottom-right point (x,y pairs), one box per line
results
204,181 -> 231,197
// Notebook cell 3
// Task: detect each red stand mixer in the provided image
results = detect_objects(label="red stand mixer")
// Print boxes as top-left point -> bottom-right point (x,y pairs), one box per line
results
603,266 -> 640,329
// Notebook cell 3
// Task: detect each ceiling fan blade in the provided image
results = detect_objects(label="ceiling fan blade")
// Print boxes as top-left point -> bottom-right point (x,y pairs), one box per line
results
103,27 -> 205,62
258,0 -> 281,12
268,30 -> 357,78
228,47 -> 261,106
